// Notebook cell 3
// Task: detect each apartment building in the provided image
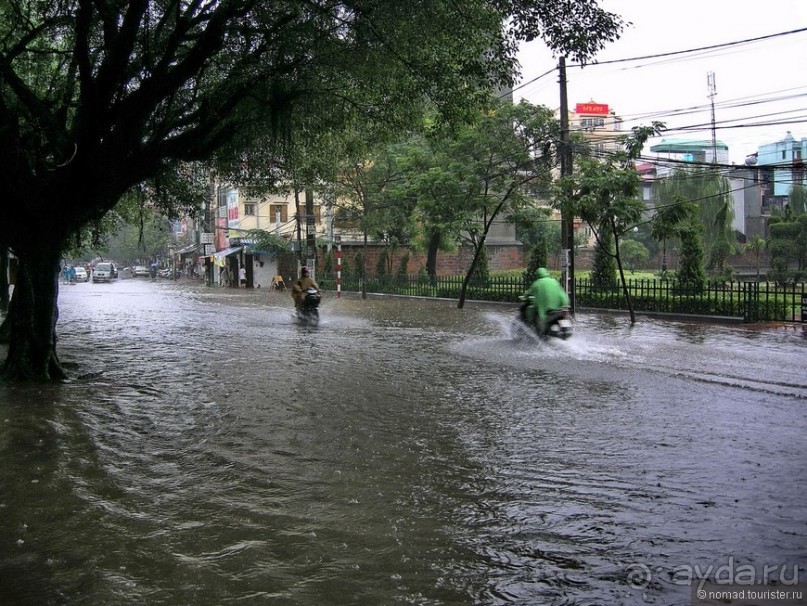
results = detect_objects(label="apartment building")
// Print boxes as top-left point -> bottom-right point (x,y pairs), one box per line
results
568,101 -> 628,157
755,130 -> 806,200
648,138 -> 730,178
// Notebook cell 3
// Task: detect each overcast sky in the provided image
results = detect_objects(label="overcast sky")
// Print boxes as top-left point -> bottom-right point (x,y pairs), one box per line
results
515,0 -> 807,164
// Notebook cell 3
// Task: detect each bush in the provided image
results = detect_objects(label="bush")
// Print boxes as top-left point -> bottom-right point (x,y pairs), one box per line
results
376,248 -> 390,276
397,253 -> 410,277
322,250 -> 334,273
525,242 -> 547,282
591,232 -> 617,287
469,245 -> 489,286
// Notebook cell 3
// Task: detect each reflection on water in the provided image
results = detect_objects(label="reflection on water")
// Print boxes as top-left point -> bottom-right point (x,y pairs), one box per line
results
1,280 -> 805,605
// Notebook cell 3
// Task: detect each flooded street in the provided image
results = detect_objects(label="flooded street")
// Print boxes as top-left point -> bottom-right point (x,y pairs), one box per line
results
1,278 -> 805,605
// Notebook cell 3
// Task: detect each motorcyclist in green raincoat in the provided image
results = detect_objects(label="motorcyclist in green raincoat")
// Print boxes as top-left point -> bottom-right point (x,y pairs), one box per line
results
525,268 -> 570,336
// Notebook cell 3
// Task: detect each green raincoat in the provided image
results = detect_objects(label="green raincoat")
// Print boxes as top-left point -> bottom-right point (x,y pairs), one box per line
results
525,268 -> 569,327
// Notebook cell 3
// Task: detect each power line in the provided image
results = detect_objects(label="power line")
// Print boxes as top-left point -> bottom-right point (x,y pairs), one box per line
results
514,27 -> 807,95
509,66 -> 556,97
568,27 -> 807,68
514,27 -> 807,161
620,89 -> 807,124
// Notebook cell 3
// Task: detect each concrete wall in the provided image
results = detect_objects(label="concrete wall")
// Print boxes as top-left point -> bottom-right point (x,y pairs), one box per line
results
250,254 -> 278,289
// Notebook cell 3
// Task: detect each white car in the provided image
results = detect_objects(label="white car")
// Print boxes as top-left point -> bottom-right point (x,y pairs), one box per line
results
73,267 -> 89,282
92,262 -> 118,282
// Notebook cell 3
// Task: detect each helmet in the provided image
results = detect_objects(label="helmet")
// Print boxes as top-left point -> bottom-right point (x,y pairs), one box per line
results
301,266 -> 309,275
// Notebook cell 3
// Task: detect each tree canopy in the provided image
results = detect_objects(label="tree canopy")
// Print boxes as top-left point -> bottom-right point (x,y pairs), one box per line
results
556,124 -> 663,323
364,100 -> 559,305
0,0 -> 625,255
0,0 -> 625,381
651,167 -> 735,276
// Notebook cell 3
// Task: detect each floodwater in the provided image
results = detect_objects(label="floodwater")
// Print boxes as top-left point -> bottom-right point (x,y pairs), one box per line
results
1,278 -> 805,605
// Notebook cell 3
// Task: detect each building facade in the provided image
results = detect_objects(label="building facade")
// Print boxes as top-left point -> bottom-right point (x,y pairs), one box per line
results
567,101 -> 627,157
727,166 -> 768,242
754,131 -> 806,199
203,185 -> 331,287
649,138 -> 730,178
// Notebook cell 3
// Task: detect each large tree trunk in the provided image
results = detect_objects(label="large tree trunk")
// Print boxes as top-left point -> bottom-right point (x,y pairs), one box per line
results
457,244 -> 479,310
0,246 -> 9,312
0,251 -> 66,382
0,283 -> 14,344
613,225 -> 636,326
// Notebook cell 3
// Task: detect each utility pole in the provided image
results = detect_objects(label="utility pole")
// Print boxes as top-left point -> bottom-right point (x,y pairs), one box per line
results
204,174 -> 215,286
305,188 -> 316,278
558,56 -> 575,311
294,188 -> 303,266
707,71 -> 717,164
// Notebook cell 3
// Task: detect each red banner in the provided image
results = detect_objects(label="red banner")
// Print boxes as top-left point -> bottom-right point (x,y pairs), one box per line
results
575,103 -> 609,116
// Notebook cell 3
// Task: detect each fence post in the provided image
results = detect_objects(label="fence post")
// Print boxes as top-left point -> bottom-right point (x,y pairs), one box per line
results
336,243 -> 342,298
800,285 -> 807,323
743,281 -> 758,323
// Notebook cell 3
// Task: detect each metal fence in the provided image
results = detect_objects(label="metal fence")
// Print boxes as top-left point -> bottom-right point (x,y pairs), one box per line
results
318,273 -> 807,323
575,278 -> 806,323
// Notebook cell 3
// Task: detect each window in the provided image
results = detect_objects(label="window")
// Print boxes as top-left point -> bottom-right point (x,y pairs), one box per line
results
296,204 -> 322,224
216,185 -> 230,209
269,204 -> 288,223
244,203 -> 256,216
580,117 -> 605,130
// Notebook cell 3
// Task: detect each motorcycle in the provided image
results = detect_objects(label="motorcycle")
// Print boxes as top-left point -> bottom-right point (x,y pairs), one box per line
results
513,295 -> 573,341
159,267 -> 182,279
295,287 -> 321,324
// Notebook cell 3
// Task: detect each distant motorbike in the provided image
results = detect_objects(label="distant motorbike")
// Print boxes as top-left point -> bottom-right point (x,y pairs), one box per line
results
295,287 -> 321,324
158,268 -> 181,279
513,296 -> 573,341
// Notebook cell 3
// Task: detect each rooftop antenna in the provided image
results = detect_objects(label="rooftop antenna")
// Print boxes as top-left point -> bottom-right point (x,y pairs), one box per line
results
707,71 -> 717,163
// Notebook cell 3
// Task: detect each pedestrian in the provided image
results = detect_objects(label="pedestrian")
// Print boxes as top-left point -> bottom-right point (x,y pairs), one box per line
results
239,265 -> 246,288
220,266 -> 229,287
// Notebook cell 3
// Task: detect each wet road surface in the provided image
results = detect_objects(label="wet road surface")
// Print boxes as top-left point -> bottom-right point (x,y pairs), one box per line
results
1,278 -> 805,605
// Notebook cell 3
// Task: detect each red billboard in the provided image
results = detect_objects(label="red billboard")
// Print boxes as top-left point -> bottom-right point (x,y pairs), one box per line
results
575,102 -> 609,116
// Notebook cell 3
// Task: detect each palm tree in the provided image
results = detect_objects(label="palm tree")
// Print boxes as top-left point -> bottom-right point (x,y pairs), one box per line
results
743,234 -> 766,282
650,197 -> 690,275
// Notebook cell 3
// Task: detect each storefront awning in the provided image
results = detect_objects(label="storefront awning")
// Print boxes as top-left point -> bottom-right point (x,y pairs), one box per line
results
211,246 -> 242,267
211,246 -> 243,259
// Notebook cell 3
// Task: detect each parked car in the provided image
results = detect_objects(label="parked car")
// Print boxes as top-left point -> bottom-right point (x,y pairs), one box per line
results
132,265 -> 150,277
92,262 -> 118,282
73,266 -> 89,282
